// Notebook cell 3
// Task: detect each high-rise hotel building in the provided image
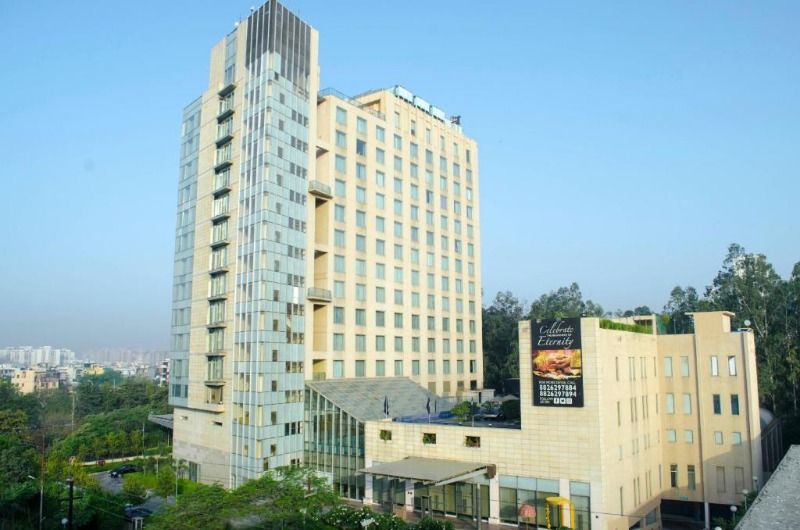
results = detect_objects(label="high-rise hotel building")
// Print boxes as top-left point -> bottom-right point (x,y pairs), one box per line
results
169,0 -> 482,487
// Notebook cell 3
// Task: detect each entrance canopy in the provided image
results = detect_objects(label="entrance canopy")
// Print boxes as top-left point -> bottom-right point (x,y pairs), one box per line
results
361,457 -> 489,486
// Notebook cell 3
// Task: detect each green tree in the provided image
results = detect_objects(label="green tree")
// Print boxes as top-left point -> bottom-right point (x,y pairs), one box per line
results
482,291 -> 526,391
528,283 -> 604,320
662,285 -> 703,334
705,244 -> 787,413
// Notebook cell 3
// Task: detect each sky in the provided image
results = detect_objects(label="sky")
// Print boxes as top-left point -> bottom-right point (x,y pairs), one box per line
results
1,1 -> 798,353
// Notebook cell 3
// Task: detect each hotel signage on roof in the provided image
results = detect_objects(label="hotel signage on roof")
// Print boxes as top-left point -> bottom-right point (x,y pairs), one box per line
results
531,318 -> 584,407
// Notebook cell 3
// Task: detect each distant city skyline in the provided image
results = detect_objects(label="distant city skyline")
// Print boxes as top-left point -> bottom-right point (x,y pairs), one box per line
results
2,1 -> 798,351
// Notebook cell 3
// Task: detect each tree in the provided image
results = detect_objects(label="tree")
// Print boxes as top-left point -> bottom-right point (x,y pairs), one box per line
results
482,292 -> 526,391
705,244 -> 787,413
528,283 -> 604,320
662,286 -> 702,334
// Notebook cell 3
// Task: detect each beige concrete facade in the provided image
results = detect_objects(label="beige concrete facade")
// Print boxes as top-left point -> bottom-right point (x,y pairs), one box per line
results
308,88 -> 483,396
12,367 -> 59,394
364,312 -> 761,530
169,0 -> 484,487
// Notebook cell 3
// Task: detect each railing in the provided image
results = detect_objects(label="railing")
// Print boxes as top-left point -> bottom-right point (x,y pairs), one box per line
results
307,287 -> 332,302
318,87 -> 386,121
308,180 -> 332,198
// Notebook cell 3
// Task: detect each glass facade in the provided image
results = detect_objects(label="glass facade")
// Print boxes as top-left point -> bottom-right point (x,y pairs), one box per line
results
304,386 -> 365,499
168,97 -> 201,407
229,0 -> 313,486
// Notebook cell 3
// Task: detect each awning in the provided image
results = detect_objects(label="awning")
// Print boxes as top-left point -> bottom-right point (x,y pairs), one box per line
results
360,457 -> 489,486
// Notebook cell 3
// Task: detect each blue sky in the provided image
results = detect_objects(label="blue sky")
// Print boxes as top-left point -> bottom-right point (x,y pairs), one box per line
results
1,1 -> 798,353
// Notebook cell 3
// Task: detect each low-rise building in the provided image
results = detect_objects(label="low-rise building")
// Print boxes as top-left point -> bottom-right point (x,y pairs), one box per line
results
12,367 -> 61,394
314,311 -> 763,530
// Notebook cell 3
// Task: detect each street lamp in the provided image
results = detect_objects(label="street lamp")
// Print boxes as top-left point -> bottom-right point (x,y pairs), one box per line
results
742,489 -> 750,511
730,505 -> 738,526
27,475 -> 43,530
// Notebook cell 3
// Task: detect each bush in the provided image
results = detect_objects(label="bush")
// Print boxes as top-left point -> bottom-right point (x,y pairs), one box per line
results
450,401 -> 472,422
122,473 -> 147,503
500,399 -> 520,420
413,517 -> 454,530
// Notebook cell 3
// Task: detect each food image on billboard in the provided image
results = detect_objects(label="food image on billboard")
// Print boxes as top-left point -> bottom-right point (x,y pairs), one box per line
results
531,318 -> 583,407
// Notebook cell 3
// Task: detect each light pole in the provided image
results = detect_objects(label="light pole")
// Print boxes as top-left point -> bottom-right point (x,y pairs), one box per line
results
730,505 -> 738,527
742,489 -> 749,512
27,475 -> 43,530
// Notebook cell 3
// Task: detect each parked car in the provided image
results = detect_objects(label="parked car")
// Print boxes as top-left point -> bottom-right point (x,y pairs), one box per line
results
110,464 -> 140,478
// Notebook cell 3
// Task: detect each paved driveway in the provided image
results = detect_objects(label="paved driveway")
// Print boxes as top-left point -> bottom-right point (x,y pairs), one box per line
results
93,471 -> 124,495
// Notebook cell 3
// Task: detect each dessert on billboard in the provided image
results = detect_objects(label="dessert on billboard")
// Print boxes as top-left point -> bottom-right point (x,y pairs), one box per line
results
531,318 -> 583,407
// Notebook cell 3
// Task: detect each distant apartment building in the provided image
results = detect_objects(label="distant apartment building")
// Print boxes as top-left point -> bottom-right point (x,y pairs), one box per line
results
12,367 -> 61,394
156,358 -> 170,386
168,0 -> 481,487
0,346 -> 76,367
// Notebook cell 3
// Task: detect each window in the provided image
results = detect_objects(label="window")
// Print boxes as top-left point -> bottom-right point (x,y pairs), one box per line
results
687,465 -> 696,491
666,393 -> 675,414
335,155 -> 346,173
716,466 -> 726,493
375,335 -> 385,351
333,334 -> 344,351
333,306 -> 344,324
711,356 -> 719,376
412,360 -> 420,375
728,355 -> 737,376
394,336 -> 403,352
731,394 -> 740,415
670,464 -> 678,488
355,334 -> 366,352
684,430 -> 694,443
427,360 -> 436,374
713,394 -> 721,414
334,204 -> 345,222
714,431 -> 723,445
355,360 -> 365,377
357,117 -> 367,134
465,436 -> 480,448
731,432 -> 742,445
683,393 -> 692,414
376,125 -> 385,142
335,130 -> 346,148
422,433 -> 436,445
356,283 -> 366,301
335,106 -> 347,125
681,356 -> 690,377
375,360 -> 385,376
735,466 -> 745,493
332,360 -> 344,378
394,360 -> 403,376
380,429 -> 392,441
666,429 -> 677,443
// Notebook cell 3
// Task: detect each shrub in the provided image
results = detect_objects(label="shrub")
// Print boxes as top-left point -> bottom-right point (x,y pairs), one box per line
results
500,399 -> 520,420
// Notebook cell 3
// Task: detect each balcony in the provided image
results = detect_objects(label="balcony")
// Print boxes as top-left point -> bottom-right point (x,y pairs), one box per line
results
217,107 -> 234,122
200,402 -> 224,413
204,379 -> 225,387
207,321 -> 226,330
211,210 -> 230,223
214,158 -> 232,173
210,238 -> 229,249
309,180 -> 333,199
218,82 -> 236,97
215,132 -> 233,147
307,287 -> 332,303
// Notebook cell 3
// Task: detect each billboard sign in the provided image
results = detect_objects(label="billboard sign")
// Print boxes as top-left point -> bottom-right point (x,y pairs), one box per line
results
531,318 -> 583,407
